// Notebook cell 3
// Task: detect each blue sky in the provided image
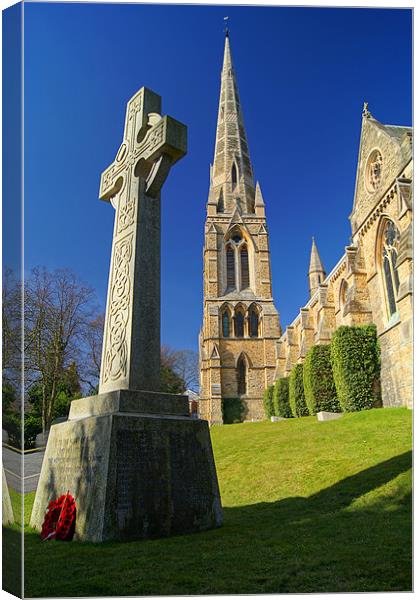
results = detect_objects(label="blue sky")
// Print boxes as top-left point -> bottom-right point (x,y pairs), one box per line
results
21,3 -> 412,352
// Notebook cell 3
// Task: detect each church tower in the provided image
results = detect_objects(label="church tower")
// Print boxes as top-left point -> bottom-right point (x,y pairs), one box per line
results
199,33 -> 282,424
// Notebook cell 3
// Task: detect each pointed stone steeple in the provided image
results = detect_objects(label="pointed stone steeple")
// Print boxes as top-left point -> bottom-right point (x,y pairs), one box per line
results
308,237 -> 326,297
209,33 -> 255,215
255,181 -> 265,216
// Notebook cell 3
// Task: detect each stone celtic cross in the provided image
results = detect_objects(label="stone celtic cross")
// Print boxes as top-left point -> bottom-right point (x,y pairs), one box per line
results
98,87 -> 186,394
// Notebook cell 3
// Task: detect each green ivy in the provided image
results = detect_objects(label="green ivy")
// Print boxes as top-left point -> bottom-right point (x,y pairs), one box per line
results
273,378 -> 293,418
262,385 -> 275,419
330,324 -> 381,412
289,364 -> 309,417
303,344 -> 340,415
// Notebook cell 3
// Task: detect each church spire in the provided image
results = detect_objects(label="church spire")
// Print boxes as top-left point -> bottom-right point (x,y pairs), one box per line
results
308,237 -> 326,297
210,33 -> 255,215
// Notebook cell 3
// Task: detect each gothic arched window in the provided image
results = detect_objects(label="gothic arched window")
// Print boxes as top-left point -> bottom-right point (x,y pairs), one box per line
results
249,306 -> 259,337
231,163 -> 238,189
234,309 -> 245,338
340,280 -> 348,310
381,220 -> 400,317
222,310 -> 230,338
226,245 -> 235,289
237,356 -> 246,395
240,245 -> 250,289
217,189 -> 224,213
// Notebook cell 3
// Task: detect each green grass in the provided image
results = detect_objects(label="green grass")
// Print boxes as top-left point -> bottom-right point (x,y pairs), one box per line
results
4,407 -> 412,596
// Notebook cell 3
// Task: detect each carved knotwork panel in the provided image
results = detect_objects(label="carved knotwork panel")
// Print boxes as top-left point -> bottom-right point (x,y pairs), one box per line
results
103,234 -> 133,383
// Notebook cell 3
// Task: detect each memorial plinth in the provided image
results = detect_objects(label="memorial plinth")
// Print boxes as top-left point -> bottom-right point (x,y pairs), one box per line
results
30,391 -> 222,542
30,87 -> 223,542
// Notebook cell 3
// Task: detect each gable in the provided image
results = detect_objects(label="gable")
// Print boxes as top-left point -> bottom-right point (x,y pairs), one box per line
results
350,115 -> 412,234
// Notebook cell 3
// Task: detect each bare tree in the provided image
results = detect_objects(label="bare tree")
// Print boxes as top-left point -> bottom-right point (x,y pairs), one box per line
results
172,349 -> 199,391
2,268 -> 22,385
161,345 -> 199,392
81,313 -> 105,393
24,267 -> 94,431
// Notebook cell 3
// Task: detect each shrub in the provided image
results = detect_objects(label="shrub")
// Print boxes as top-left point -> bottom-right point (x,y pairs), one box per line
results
330,324 -> 381,412
262,385 -> 275,419
222,398 -> 245,424
273,378 -> 293,418
3,412 -> 21,448
303,344 -> 340,415
24,415 -> 43,449
3,412 -> 42,449
289,364 -> 309,417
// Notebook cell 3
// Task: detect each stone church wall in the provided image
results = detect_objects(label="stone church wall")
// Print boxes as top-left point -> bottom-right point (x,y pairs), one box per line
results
276,120 -> 412,410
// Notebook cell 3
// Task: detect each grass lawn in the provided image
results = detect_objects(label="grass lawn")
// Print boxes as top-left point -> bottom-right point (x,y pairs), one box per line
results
3,407 -> 412,595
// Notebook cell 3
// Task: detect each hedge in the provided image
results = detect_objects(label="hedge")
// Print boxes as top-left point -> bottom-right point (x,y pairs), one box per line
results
273,378 -> 293,418
330,324 -> 381,412
303,344 -> 340,415
263,385 -> 275,419
289,364 -> 309,417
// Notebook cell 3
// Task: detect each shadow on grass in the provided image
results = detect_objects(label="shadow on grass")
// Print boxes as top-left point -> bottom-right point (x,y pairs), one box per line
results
3,525 -> 22,598
20,450 -> 412,596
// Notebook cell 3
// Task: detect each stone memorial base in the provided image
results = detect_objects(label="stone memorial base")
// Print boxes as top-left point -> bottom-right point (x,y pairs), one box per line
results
30,390 -> 223,542
317,411 -> 343,422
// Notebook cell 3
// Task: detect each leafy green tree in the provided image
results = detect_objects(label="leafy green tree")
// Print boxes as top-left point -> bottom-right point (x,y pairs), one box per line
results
273,378 -> 293,418
263,385 -> 275,418
2,382 -> 17,414
160,364 -> 186,394
330,324 -> 381,412
303,345 -> 340,415
289,364 -> 309,417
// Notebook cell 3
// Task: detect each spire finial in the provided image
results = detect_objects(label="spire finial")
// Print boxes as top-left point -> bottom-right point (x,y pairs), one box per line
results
363,101 -> 371,119
224,16 -> 229,37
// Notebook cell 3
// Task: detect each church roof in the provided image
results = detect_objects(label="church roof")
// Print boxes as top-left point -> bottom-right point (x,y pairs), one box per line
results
309,237 -> 326,274
370,119 -> 412,143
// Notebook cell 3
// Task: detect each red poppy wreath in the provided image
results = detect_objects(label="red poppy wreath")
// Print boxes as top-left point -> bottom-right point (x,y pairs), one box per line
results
40,491 -> 77,541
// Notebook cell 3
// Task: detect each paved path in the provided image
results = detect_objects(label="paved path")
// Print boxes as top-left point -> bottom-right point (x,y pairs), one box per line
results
3,446 -> 45,493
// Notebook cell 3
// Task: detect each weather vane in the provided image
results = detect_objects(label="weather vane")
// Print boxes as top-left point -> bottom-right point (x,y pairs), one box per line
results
224,16 -> 229,37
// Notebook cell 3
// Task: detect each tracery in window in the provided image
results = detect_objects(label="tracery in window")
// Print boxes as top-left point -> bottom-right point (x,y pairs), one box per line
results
366,150 -> 383,193
381,220 -> 400,317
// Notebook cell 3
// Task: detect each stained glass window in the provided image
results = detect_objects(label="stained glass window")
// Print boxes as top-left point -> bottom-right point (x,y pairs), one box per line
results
240,246 -> 249,289
237,357 -> 246,395
226,245 -> 235,289
222,311 -> 230,338
234,310 -> 244,337
382,220 -> 400,317
249,307 -> 259,337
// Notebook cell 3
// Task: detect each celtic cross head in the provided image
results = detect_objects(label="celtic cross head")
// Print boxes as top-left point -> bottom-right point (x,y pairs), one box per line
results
99,87 -> 187,202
